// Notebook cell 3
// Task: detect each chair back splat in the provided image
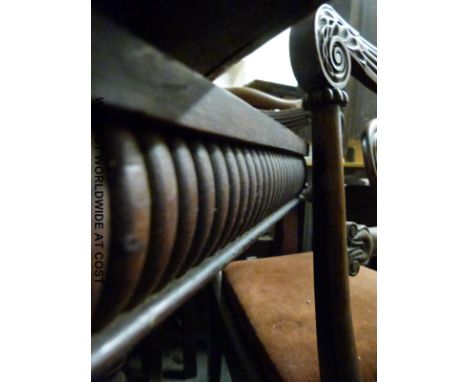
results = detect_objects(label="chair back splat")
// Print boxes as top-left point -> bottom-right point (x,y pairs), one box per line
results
290,4 -> 377,382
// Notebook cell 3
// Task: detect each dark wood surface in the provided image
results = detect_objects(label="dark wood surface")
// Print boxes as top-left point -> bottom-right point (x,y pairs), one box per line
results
310,98 -> 362,382
92,0 -> 324,79
93,127 -> 152,331
290,4 -> 377,379
159,138 -> 199,286
92,12 -> 308,157
127,133 -> 179,306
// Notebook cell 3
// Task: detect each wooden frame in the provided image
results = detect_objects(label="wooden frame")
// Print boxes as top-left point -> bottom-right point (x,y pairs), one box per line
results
290,4 -> 377,381
91,10 -> 308,379
91,3 -> 377,381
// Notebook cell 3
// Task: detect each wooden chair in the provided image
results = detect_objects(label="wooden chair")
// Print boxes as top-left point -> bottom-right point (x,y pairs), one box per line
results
91,2 -> 377,381
91,4 -> 310,379
209,4 -> 377,382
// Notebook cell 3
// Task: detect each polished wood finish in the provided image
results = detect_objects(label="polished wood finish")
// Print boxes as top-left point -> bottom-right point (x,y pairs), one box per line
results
128,133 -> 178,305
90,123 -> 307,335
310,97 -> 362,382
93,127 -> 151,331
202,144 -> 231,257
291,4 -> 377,380
227,87 -> 301,110
91,2 -> 377,379
91,199 -> 303,378
184,141 -> 217,269
159,138 -> 199,285
92,12 -> 307,157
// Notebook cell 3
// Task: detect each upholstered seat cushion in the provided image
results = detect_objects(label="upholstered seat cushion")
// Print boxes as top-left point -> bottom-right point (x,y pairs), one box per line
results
223,252 -> 376,382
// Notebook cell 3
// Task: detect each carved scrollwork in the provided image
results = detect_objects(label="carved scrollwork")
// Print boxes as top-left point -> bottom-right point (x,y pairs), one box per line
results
314,10 -> 351,89
314,4 -> 377,89
290,4 -> 377,92
346,222 -> 374,276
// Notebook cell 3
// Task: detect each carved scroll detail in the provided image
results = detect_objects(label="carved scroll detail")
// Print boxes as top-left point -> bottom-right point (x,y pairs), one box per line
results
346,222 -> 374,276
314,4 -> 377,89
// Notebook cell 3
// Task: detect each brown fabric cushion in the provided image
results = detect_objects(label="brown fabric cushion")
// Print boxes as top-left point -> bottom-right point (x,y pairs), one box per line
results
223,252 -> 376,382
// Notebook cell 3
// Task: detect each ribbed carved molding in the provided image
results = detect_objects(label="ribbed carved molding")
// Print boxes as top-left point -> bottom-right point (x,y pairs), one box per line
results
91,124 -> 306,330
